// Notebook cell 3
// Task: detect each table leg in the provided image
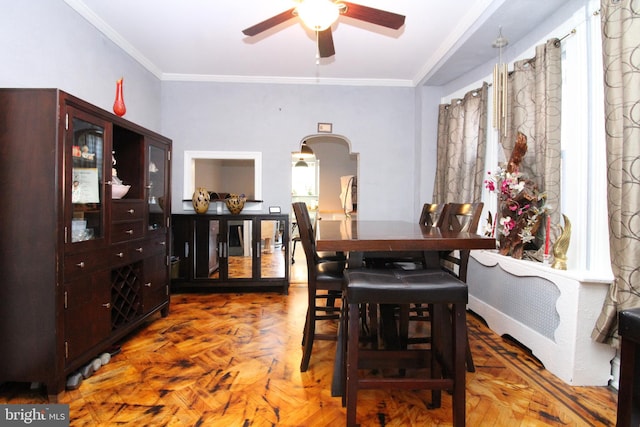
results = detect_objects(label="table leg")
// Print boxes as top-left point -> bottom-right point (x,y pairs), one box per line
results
347,251 -> 364,268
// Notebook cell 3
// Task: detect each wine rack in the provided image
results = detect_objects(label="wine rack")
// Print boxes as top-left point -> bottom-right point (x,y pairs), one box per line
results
111,263 -> 142,329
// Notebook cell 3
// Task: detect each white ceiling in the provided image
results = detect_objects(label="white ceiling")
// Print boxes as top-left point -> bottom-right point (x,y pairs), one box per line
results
65,0 -> 568,87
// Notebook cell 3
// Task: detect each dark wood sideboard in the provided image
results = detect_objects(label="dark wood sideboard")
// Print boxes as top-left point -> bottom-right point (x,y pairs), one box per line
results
171,213 -> 289,294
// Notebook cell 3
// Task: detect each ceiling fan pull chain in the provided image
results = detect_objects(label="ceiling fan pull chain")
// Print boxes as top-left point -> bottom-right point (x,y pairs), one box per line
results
315,30 -> 320,65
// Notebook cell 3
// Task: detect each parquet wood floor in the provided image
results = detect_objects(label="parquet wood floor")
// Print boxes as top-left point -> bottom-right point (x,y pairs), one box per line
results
0,253 -> 618,426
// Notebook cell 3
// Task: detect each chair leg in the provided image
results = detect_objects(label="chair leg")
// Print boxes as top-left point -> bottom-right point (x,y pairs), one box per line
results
399,304 -> 409,349
291,240 -> 298,263
300,306 -> 316,372
430,303 -> 443,408
341,295 -> 348,407
452,303 -> 467,427
346,302 -> 360,427
465,326 -> 476,372
368,303 -> 378,348
301,306 -> 309,346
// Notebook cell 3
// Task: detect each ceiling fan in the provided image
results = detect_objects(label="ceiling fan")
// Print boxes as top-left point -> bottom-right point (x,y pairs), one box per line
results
242,0 -> 405,58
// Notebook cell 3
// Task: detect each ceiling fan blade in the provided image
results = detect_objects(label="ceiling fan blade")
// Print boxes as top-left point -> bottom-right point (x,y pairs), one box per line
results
340,2 -> 405,30
242,8 -> 296,36
318,28 -> 335,58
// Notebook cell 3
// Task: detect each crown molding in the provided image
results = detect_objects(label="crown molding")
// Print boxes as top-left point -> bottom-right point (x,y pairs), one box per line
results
64,0 -> 163,79
161,73 -> 414,87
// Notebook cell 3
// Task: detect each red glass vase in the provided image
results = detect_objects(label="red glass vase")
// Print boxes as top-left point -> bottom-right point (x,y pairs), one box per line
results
113,78 -> 126,117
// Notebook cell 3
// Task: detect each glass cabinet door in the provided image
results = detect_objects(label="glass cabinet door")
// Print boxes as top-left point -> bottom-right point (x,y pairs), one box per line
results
194,219 -> 220,279
147,141 -> 168,232
227,219 -> 253,279
259,219 -> 286,279
66,108 -> 108,248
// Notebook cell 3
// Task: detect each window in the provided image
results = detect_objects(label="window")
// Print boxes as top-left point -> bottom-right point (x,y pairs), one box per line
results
473,0 -> 612,276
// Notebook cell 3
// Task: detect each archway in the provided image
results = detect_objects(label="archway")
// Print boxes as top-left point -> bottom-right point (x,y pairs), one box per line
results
291,134 -> 358,219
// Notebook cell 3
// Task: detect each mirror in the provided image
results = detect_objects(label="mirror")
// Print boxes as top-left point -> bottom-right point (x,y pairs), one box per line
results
183,151 -> 262,203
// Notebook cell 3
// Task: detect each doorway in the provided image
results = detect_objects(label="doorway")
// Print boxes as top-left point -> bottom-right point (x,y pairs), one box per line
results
291,135 -> 358,220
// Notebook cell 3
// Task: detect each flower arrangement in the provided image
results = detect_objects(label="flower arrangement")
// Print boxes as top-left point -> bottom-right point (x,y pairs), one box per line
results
484,132 -> 548,259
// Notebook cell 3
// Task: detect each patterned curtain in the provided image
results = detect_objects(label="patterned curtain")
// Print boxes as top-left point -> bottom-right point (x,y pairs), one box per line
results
592,0 -> 640,346
500,39 -> 563,226
433,83 -> 488,204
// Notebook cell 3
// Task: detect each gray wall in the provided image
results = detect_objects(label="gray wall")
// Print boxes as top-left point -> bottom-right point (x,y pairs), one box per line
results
162,81 -> 418,220
1,0 -> 162,132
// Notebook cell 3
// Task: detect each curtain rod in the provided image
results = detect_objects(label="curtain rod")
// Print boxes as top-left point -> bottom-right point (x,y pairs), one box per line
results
554,28 -> 576,47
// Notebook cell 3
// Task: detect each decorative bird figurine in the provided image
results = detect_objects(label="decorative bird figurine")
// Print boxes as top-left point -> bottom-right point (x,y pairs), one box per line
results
484,211 -> 494,237
551,214 -> 571,270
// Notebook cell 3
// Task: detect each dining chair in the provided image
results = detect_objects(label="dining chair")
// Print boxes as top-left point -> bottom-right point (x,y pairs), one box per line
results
399,202 -> 484,370
292,202 -> 346,372
342,268 -> 468,427
419,202 -> 445,227
362,203 -> 445,348
435,202 -> 484,281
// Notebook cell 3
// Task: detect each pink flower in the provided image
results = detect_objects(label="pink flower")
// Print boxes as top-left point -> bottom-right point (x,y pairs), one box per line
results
500,180 -> 511,194
499,216 -> 516,236
517,204 -> 531,215
485,180 -> 496,191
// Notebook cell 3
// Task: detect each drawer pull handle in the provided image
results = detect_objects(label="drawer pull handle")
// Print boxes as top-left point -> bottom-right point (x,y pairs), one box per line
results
116,252 -> 124,258
136,247 -> 143,253
144,282 -> 152,287
76,262 -> 85,268
127,209 -> 135,214
102,303 -> 111,309
125,229 -> 134,235
160,241 -> 166,246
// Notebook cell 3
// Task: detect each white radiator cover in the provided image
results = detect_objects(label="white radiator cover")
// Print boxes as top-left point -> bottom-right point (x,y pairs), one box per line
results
467,250 -> 615,386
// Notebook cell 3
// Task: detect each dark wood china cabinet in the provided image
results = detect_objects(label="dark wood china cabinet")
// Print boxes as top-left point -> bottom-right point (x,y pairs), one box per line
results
0,89 -> 172,401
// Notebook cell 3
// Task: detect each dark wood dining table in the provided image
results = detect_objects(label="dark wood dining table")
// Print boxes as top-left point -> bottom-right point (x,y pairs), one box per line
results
314,219 -> 496,396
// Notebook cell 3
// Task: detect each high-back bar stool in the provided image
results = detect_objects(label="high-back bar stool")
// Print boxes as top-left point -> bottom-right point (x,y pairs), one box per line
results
342,268 -> 468,427
398,202 -> 483,371
292,202 -> 346,372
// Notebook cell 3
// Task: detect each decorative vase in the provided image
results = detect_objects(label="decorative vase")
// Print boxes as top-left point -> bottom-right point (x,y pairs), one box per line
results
551,214 -> 571,270
113,78 -> 127,117
225,194 -> 246,214
192,187 -> 210,214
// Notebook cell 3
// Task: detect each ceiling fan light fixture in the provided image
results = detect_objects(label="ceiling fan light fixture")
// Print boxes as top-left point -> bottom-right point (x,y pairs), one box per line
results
296,0 -> 340,32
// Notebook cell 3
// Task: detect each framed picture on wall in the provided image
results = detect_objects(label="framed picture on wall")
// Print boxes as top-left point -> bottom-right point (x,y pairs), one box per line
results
317,123 -> 332,133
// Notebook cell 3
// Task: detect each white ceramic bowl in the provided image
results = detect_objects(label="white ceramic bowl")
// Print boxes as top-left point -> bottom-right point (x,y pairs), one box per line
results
112,184 -> 131,199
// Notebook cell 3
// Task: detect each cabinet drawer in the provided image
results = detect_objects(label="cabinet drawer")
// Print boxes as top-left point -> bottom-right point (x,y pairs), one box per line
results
110,241 -> 146,265
64,249 -> 110,280
112,200 -> 144,222
111,221 -> 144,243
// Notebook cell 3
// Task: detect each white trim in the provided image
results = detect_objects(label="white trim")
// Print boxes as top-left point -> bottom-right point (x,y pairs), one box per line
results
161,73 -> 414,87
